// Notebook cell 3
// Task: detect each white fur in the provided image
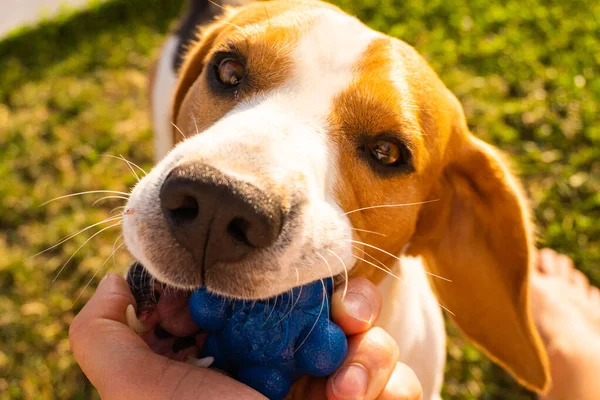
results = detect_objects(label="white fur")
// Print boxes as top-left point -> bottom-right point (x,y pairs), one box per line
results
129,8 -> 447,399
377,258 -> 445,400
286,10 -> 380,118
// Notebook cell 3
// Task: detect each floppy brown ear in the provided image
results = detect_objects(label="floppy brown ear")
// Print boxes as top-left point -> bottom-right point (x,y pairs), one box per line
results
409,101 -> 550,393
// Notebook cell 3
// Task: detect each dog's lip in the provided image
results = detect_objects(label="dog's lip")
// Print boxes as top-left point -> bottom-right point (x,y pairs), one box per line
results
127,264 -> 205,361
154,288 -> 199,337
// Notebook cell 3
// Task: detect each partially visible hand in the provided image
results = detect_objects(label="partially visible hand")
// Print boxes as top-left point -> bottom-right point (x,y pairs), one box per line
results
70,274 -> 422,400
69,274 -> 264,400
288,278 -> 422,400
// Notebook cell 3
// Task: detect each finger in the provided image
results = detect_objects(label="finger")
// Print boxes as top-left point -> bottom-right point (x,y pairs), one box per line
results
569,268 -> 588,288
537,248 -> 557,274
73,273 -> 136,324
331,278 -> 382,335
69,273 -> 149,387
556,254 -> 574,276
286,376 -> 327,400
327,327 -> 399,400
377,363 -> 422,400
70,274 -> 264,400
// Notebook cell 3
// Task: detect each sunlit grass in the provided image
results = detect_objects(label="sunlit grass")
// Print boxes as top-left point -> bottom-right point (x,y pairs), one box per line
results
1,0 -> 598,398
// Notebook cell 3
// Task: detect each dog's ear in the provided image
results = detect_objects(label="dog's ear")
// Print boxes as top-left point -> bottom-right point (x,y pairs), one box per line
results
409,93 -> 550,393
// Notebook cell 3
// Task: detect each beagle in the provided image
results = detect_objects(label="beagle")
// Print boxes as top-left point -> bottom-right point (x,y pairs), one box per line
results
123,1 -> 550,398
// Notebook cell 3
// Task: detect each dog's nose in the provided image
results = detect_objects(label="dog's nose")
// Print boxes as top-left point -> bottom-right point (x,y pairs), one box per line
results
159,163 -> 283,267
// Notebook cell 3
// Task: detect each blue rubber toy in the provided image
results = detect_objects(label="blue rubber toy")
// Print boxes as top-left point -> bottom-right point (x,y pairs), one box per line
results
189,279 -> 348,400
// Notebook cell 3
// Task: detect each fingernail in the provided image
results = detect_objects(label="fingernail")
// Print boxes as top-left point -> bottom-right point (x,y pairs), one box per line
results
343,291 -> 373,323
332,364 -> 368,399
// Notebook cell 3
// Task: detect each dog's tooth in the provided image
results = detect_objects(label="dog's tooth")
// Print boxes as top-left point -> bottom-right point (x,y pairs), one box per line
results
187,356 -> 214,368
125,304 -> 150,335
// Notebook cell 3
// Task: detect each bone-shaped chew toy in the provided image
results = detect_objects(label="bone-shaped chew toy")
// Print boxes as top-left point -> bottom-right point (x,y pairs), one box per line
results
188,279 -> 348,400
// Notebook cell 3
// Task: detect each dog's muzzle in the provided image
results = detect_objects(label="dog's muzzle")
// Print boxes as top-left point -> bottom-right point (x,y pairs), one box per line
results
159,162 -> 284,270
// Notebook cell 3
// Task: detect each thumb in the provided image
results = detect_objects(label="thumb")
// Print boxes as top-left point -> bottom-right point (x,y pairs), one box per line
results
69,273 -> 151,398
69,273 -> 264,400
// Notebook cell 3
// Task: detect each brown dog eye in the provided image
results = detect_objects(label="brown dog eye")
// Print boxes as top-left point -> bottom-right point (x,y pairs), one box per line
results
367,139 -> 402,165
217,58 -> 244,86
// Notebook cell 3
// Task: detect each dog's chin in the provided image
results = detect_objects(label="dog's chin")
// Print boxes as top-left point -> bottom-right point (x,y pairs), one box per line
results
144,261 -> 298,300
138,249 -> 345,301
140,258 -> 203,291
204,269 -> 288,300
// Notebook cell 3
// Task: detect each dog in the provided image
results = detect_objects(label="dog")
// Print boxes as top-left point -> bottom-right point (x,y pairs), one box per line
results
122,1 -> 550,398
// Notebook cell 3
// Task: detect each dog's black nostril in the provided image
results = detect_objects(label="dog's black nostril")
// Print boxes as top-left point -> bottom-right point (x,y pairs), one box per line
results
167,194 -> 199,223
227,217 -> 253,246
160,163 -> 283,266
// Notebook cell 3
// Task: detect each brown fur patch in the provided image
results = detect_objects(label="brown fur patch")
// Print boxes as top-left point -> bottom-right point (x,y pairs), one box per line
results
172,0 -> 338,144
329,39 -> 431,283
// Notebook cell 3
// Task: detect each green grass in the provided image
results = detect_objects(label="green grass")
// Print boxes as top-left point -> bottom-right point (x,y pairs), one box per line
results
0,0 -> 598,398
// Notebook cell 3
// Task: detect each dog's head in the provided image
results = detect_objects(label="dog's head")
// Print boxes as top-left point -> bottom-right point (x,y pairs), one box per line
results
123,0 -> 549,392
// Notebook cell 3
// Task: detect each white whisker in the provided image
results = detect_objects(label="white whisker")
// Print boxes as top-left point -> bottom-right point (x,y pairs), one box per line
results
293,279 -> 326,354
30,215 -> 123,258
276,270 -> 304,324
351,254 -> 405,284
193,117 -> 200,136
207,0 -> 226,11
119,154 -> 147,176
352,244 -> 391,272
316,252 -> 335,293
72,241 -> 125,306
91,196 -> 130,207
221,20 -> 246,32
149,275 -> 159,304
350,227 -> 387,237
320,279 -> 330,321
327,250 -> 348,301
171,122 -> 187,139
264,295 -> 279,325
53,222 -> 122,282
41,190 -> 130,206
346,239 -> 452,283
352,253 -> 455,316
119,154 -> 140,181
101,154 -> 140,181
342,199 -> 440,216
110,206 -> 127,215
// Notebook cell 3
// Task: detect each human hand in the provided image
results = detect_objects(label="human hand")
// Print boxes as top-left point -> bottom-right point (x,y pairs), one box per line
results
70,274 -> 422,400
69,274 -> 263,399
287,277 -> 422,400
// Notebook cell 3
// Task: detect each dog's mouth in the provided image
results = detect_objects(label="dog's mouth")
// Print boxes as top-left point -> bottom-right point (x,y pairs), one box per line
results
126,262 -> 207,362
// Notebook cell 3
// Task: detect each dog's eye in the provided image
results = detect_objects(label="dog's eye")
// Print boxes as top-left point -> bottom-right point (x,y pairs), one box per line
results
366,139 -> 405,166
217,58 -> 244,86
